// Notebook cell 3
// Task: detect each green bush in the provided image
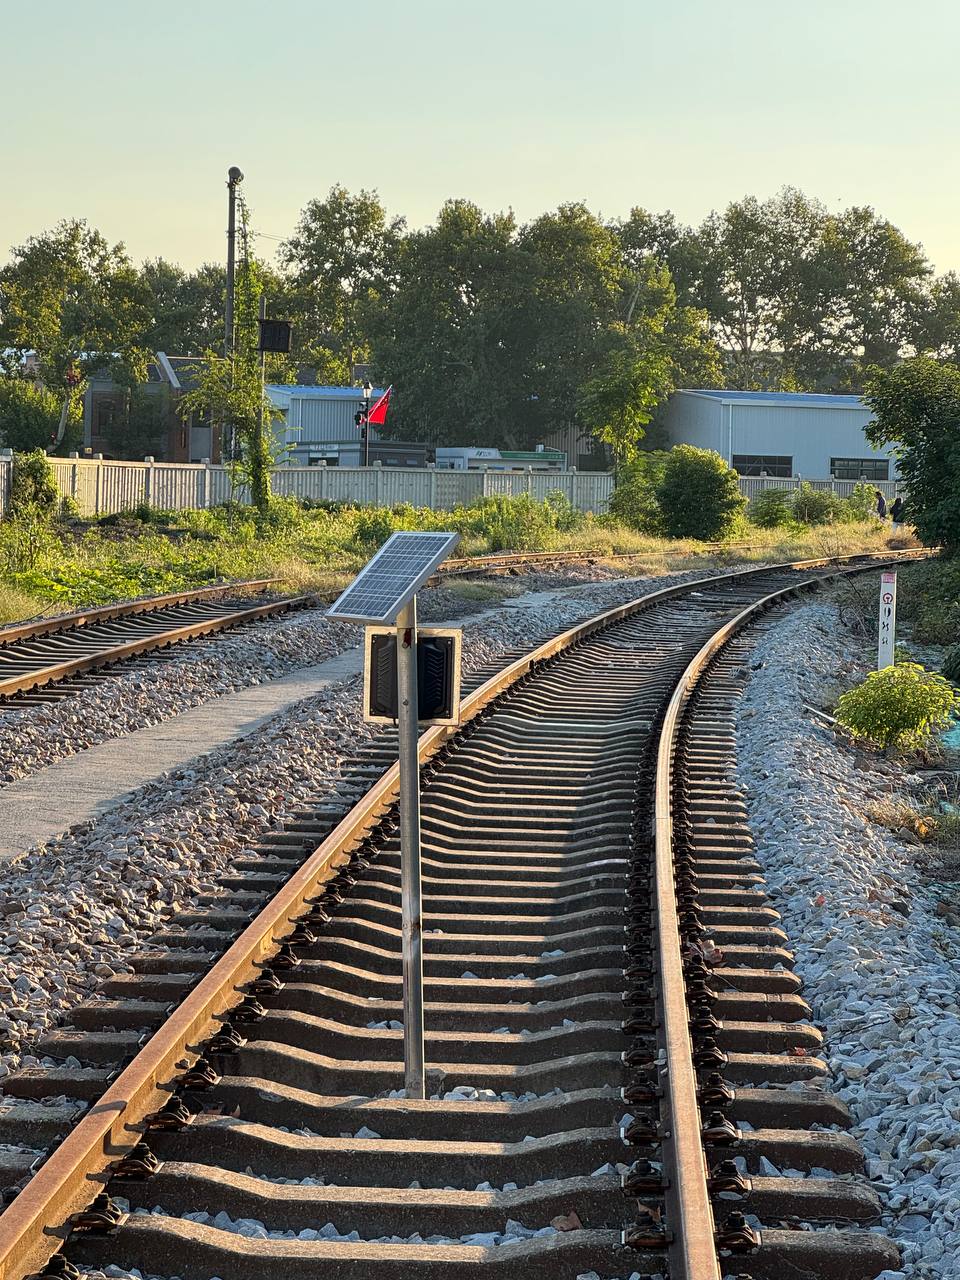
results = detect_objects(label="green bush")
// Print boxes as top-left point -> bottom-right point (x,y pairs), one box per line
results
0,379 -> 64,452
943,646 -> 960,683
791,481 -> 842,526
896,556 -> 960,644
608,452 -> 669,534
748,488 -> 795,529
8,450 -> 60,520
656,445 -> 746,541
835,662 -> 959,750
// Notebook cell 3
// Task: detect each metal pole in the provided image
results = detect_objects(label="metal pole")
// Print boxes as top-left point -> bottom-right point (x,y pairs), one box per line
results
396,596 -> 425,1098
225,167 -> 243,360
364,408 -> 370,467
225,166 -> 243,465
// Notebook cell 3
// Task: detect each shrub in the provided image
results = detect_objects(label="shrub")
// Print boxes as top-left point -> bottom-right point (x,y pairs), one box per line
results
0,379 -> 64,452
943,646 -> 960,684
8,450 -> 60,520
656,445 -> 746,541
749,488 -> 795,529
834,662 -> 959,751
896,556 -> 960,645
791,481 -> 843,526
608,452 -> 669,534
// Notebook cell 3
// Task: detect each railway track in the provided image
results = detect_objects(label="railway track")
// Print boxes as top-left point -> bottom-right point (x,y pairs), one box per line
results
0,552 -> 922,1280
0,582 -> 306,707
437,544 -> 774,579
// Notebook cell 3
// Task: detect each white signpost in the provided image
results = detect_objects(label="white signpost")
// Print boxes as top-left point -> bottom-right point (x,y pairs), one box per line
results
878,570 -> 897,670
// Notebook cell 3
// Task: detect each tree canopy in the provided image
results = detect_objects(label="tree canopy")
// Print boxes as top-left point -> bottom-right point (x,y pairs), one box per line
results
864,358 -> 960,553
4,185 -> 960,461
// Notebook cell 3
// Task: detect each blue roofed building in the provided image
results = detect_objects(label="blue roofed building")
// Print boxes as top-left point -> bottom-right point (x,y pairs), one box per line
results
662,389 -> 896,482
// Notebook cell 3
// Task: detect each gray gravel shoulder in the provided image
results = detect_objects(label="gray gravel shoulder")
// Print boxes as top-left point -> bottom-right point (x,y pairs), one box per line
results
737,602 -> 960,1279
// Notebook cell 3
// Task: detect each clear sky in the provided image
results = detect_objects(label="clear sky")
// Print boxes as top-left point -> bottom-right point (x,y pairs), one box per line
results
3,0 -> 958,272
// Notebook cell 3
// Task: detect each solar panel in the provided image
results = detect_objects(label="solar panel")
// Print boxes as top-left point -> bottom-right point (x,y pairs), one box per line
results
327,530 -> 461,624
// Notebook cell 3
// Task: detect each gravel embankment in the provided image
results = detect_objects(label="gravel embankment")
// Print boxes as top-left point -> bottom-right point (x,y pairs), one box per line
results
0,571 -> 705,1080
737,603 -> 960,1280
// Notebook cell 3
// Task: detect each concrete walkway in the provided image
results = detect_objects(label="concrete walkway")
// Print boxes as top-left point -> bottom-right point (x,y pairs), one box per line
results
0,577 -> 652,861
0,647 -> 362,860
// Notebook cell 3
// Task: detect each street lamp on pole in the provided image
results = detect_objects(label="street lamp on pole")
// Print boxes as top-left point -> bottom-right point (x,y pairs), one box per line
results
362,380 -> 373,467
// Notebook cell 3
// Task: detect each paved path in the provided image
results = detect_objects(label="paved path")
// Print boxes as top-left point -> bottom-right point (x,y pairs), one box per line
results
0,648 -> 362,861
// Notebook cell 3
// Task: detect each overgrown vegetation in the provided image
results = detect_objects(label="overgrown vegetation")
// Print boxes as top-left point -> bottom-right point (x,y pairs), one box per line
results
834,663 -> 959,751
609,446 -> 745,540
894,557 -> 960,645
749,481 -> 876,529
0,491 -> 893,622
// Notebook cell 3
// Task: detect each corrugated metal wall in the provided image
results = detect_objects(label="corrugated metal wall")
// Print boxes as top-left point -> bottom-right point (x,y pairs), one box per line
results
288,396 -> 363,443
663,393 -> 896,477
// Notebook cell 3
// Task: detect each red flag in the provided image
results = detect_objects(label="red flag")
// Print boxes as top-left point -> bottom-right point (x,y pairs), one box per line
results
367,386 -> 392,425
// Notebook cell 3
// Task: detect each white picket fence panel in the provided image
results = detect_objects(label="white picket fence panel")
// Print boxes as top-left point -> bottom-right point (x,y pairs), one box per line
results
30,460 -> 614,517
0,459 -> 901,520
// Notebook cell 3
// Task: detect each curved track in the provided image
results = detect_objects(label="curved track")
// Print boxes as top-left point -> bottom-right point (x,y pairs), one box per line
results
0,553 -> 921,1280
0,582 -> 304,705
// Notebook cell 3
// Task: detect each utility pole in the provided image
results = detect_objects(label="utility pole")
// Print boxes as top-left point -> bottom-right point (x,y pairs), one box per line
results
225,166 -> 244,360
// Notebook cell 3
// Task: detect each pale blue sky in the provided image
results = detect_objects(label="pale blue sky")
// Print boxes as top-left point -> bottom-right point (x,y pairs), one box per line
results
3,0 -> 958,271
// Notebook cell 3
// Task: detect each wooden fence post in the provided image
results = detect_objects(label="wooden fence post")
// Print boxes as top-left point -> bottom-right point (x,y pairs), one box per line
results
93,454 -> 103,516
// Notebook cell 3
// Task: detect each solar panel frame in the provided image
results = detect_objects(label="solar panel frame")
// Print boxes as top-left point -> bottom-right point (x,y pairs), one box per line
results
326,530 -> 461,624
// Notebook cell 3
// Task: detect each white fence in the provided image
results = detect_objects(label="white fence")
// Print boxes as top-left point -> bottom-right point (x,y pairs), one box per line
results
737,475 -> 900,500
0,457 -> 901,519
36,459 -> 616,517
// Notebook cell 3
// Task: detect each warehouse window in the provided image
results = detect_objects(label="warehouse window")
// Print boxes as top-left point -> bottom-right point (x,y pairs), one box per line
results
831,457 -> 889,481
732,455 -> 792,477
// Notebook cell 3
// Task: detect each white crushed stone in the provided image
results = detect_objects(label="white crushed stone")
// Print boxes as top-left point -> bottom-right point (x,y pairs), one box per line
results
0,567 -> 707,788
737,601 -> 960,1278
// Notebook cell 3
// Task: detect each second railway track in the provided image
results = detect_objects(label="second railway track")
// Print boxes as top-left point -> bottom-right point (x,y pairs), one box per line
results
0,582 -> 306,706
0,553 -> 922,1280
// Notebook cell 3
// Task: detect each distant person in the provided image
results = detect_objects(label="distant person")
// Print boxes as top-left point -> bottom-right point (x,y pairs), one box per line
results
875,489 -> 887,520
891,496 -> 905,530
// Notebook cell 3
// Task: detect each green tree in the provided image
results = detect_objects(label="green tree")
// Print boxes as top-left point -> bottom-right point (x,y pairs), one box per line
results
140,259 -> 228,353
367,200 -> 532,446
656,444 -> 746,540
180,200 -> 283,515
282,185 -> 404,379
864,358 -> 960,552
913,272 -> 960,362
0,219 -> 151,446
0,378 -> 75,451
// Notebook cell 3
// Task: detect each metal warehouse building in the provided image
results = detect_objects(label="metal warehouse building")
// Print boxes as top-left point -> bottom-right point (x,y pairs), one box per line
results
662,390 -> 897,482
266,385 -> 384,465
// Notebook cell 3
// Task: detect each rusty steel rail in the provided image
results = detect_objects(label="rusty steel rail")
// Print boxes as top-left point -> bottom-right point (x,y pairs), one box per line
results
0,589 -> 305,702
0,579 -> 283,648
0,548 -> 928,1280
438,542 -> 923,579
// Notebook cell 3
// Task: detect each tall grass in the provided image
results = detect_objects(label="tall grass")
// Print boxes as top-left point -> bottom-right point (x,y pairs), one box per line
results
0,494 -> 903,625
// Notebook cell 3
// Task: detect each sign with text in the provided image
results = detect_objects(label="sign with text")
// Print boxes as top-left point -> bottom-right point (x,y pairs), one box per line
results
878,570 -> 897,670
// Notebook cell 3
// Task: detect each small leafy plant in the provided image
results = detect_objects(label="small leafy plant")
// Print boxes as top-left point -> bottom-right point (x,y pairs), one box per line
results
835,662 -> 959,751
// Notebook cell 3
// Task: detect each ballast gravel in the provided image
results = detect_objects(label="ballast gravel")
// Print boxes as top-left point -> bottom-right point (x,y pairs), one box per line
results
0,570 -> 705,1074
0,605 -> 356,786
0,563 -> 679,789
737,602 -> 960,1279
